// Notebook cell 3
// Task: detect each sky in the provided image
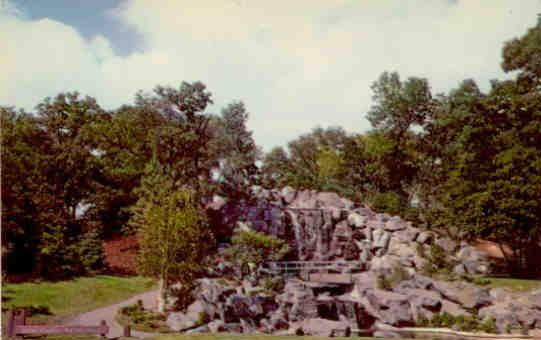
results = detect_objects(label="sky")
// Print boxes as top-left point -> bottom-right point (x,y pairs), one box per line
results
1,0 -> 540,150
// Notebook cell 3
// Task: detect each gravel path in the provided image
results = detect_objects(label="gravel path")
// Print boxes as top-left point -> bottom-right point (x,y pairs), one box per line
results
63,289 -> 159,339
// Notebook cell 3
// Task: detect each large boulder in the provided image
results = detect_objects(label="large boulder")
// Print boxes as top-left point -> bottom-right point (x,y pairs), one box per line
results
316,192 -> 348,209
280,186 -> 297,204
300,318 -> 350,337
166,300 -> 208,331
433,281 -> 492,309
384,217 -> 407,232
348,213 -> 367,228
362,289 -> 414,326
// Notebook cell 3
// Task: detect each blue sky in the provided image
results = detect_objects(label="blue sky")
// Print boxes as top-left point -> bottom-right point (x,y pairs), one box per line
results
1,0 -> 540,150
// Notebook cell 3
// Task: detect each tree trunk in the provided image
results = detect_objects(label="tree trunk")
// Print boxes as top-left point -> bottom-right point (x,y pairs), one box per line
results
157,277 -> 167,313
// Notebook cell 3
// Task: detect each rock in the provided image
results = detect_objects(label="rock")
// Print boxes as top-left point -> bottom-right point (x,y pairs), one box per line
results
207,195 -> 227,210
240,318 -> 256,333
367,220 -> 386,230
197,278 -> 236,304
269,313 -> 289,331
186,324 -> 210,334
453,263 -> 467,275
384,217 -> 407,232
208,319 -> 226,333
363,289 -> 414,326
433,281 -> 492,309
394,227 -> 419,243
479,303 -> 521,333
348,213 -> 367,228
440,300 -> 471,317
374,330 -> 403,338
373,231 -> 391,251
416,232 -> 433,244
224,294 -> 252,321
289,190 -> 317,209
166,311 -> 198,331
281,186 -> 297,204
435,237 -> 458,253
277,280 -> 318,321
222,323 -> 242,333
316,192 -> 347,208
464,260 -> 490,275
370,255 -> 401,274
395,288 -> 442,321
300,318 -> 350,337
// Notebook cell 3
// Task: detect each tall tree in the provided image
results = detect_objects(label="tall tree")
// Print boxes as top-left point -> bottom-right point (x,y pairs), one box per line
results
133,167 -> 213,312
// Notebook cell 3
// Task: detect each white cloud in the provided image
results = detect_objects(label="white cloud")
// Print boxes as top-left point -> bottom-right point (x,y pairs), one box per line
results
1,0 -> 540,149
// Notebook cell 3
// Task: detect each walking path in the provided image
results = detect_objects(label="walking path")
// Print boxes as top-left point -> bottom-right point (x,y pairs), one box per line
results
63,289 -> 159,339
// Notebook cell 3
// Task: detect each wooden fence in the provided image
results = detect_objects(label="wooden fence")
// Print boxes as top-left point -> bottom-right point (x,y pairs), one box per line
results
5,309 -> 109,338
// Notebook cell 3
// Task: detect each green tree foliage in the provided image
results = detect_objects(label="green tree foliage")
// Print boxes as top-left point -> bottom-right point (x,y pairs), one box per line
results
1,93 -> 106,278
134,175 -> 213,312
210,101 -> 260,200
223,229 -> 289,277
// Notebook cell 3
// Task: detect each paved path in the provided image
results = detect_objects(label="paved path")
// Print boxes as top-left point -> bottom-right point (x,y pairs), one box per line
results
63,289 -> 159,339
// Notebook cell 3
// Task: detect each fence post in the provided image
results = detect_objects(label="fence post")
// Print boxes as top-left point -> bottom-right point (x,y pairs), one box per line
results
6,309 -> 15,337
100,320 -> 108,337
123,325 -> 131,337
20,309 -> 26,326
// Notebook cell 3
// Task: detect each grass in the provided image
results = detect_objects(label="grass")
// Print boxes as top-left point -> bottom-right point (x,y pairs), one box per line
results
149,336 -> 410,340
10,337 -> 410,340
2,275 -> 154,323
481,277 -> 541,292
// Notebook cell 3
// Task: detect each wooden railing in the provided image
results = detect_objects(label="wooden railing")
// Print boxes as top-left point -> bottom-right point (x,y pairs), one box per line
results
266,261 -> 361,283
6,309 -> 109,338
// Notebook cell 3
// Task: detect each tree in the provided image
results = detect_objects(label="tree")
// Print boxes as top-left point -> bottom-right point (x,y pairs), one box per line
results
210,101 -> 260,200
134,170 -> 213,312
223,229 -> 289,277
1,92 -> 107,278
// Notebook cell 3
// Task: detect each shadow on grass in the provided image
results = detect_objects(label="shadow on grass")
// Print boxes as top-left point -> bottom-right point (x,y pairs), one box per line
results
2,305 -> 53,317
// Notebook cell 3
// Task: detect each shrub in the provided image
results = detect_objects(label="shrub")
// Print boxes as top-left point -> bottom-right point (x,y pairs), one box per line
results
479,317 -> 497,334
427,313 -> 498,334
196,312 -> 210,326
369,192 -> 403,216
260,276 -> 285,294
223,230 -> 289,277
421,243 -> 453,277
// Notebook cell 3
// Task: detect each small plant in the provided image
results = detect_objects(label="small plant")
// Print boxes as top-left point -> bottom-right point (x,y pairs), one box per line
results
466,276 -> 491,286
521,323 -> 529,335
196,312 -> 210,326
479,317 -> 497,334
427,313 -> 498,334
117,300 -> 169,333
421,243 -> 454,277
505,323 -> 513,334
376,274 -> 393,291
416,314 -> 429,327
260,276 -> 285,294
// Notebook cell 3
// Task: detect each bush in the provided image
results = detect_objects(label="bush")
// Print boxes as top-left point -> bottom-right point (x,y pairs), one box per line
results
369,192 -> 403,216
421,243 -> 453,277
196,312 -> 210,326
117,300 -> 168,332
479,317 -> 497,334
376,266 -> 408,291
260,276 -> 285,294
223,230 -> 289,277
427,313 -> 498,333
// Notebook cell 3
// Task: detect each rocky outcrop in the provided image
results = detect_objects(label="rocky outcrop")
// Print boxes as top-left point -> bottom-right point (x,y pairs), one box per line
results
190,187 -> 540,336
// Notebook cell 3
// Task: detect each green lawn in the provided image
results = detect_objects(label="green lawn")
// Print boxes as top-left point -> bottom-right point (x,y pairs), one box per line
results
2,275 -> 154,322
482,277 -> 541,292
150,336 -> 409,340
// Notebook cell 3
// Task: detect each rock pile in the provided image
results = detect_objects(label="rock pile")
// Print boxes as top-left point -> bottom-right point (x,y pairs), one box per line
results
166,187 -> 541,336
